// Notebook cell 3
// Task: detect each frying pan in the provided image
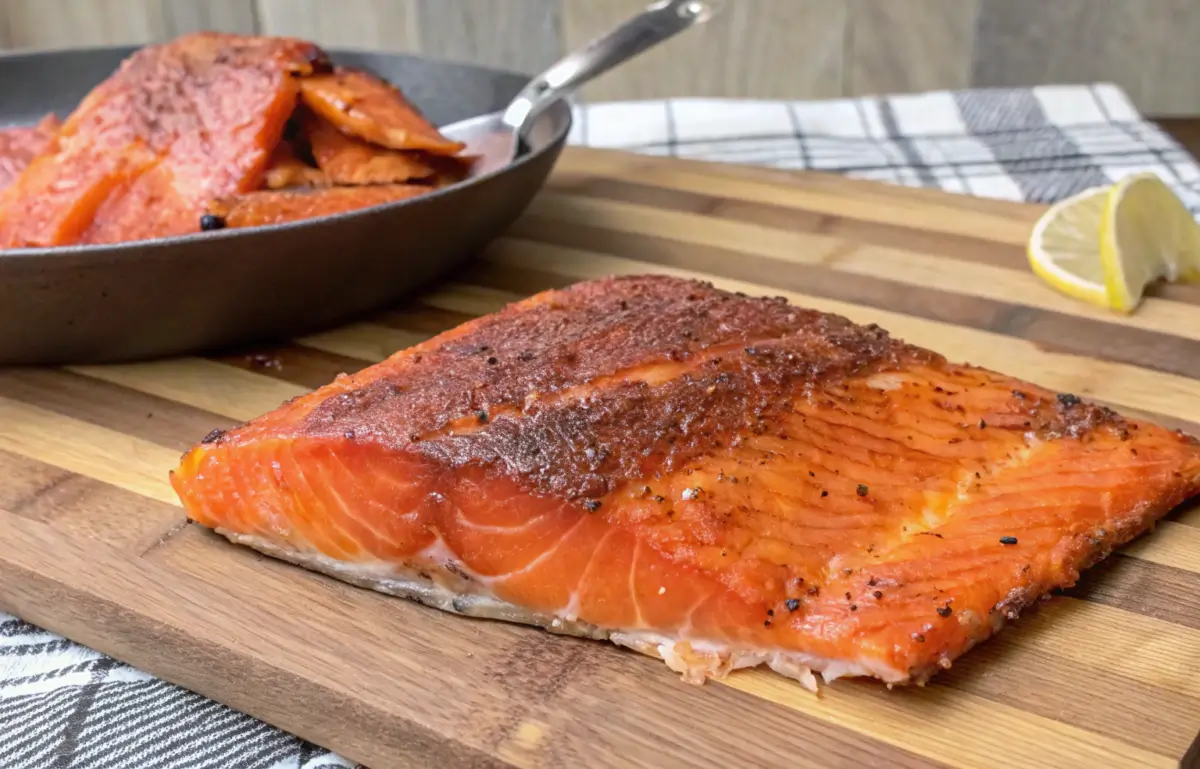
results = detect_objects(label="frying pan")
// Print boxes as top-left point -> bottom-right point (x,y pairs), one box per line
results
0,1 -> 718,365
0,48 -> 570,365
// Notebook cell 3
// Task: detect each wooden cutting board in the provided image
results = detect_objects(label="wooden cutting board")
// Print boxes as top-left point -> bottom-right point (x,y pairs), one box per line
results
1,146 -> 1198,769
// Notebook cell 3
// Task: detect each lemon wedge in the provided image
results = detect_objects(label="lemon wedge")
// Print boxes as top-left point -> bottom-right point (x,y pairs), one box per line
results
1027,185 -> 1111,308
1028,173 -> 1200,313
1099,172 -> 1200,313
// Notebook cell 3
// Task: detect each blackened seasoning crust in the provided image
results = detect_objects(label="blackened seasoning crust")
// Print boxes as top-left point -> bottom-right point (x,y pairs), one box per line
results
299,275 -> 1135,502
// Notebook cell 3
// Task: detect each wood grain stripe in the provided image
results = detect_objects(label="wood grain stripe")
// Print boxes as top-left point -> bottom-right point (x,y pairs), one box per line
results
297,323 -> 427,364
723,667 -> 1175,769
1121,521 -> 1200,575
521,191 -> 1200,340
1005,598 -> 1200,700
0,397 -> 179,505
211,345 -> 369,390
547,172 -> 1200,308
548,171 -> 1031,271
938,636 -> 1200,757
475,243 -> 1200,427
68,359 -> 307,424
1065,554 -> 1200,632
0,449 -> 182,553
1173,506 -> 1200,529
0,367 -> 234,453
555,149 -> 1043,246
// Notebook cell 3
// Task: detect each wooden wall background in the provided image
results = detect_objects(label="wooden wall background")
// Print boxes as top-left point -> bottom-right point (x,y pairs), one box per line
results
0,0 -> 1197,115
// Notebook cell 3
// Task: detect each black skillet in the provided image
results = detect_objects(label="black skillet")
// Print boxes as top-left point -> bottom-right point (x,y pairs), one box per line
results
0,0 -> 719,364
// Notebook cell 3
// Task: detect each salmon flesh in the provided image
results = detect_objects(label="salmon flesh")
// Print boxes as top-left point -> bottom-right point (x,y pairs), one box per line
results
0,32 -> 326,248
171,276 -> 1200,688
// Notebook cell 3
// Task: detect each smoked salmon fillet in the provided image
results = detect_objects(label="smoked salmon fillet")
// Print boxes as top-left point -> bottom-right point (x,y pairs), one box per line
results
0,32 -> 328,248
171,276 -> 1200,688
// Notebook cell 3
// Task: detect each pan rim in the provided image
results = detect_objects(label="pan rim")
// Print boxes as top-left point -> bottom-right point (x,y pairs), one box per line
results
0,44 -> 572,260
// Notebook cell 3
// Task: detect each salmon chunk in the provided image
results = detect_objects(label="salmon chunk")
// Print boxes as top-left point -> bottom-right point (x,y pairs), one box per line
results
298,68 -> 465,156
302,110 -> 437,185
171,276 -> 1200,688
204,184 -> 430,229
0,32 -> 328,248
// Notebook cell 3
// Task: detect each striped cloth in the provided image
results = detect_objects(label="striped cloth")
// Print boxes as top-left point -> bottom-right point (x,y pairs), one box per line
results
568,83 -> 1200,217
3,82 -> 1198,769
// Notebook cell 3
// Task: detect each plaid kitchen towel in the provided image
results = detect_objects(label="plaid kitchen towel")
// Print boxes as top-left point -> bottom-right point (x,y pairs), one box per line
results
3,82 -> 1199,769
568,83 -> 1200,216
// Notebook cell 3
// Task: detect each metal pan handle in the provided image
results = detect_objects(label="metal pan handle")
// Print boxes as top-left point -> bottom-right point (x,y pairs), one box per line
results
500,0 -> 724,135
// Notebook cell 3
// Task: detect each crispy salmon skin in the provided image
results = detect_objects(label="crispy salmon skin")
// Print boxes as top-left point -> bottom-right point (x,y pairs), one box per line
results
171,276 -> 1200,688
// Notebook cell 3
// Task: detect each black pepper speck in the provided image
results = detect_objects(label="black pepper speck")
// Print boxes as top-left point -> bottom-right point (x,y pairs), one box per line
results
857,484 -> 869,497
999,536 -> 1018,545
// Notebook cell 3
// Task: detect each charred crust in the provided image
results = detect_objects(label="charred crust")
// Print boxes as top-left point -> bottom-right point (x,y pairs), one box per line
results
300,276 -> 928,499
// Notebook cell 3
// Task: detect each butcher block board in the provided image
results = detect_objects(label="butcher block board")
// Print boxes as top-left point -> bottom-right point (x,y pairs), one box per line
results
1,146 -> 1199,769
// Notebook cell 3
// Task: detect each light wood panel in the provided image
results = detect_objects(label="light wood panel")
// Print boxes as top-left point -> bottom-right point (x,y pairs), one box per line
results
2,0 -> 161,48
413,0 -> 562,74
0,0 -> 257,48
0,146 -> 1197,768
2,1 -> 1200,113
847,0 -> 979,95
562,0 -> 847,101
255,0 -> 418,51
972,0 -> 1200,116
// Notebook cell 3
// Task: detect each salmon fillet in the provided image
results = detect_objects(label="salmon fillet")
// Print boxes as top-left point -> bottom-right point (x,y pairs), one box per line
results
204,184 -> 430,229
0,32 -> 328,248
171,276 -> 1200,688
0,114 -> 60,191
298,68 -> 466,156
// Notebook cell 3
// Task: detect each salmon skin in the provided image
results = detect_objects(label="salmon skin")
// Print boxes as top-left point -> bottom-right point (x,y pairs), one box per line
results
171,276 -> 1200,688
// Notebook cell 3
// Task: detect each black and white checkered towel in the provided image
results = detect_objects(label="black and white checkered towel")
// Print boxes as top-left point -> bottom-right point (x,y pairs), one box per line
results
568,83 -> 1200,216
3,83 -> 1199,769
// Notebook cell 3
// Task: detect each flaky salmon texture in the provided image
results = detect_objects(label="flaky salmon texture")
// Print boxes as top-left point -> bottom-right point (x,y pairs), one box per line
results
171,275 -> 1200,690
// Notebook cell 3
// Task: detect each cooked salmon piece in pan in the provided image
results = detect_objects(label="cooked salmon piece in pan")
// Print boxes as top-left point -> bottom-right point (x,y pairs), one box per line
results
204,184 -> 430,229
298,67 -> 466,156
263,139 -> 329,189
0,114 -> 60,191
171,276 -> 1200,689
301,110 -> 438,185
0,32 -> 328,248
